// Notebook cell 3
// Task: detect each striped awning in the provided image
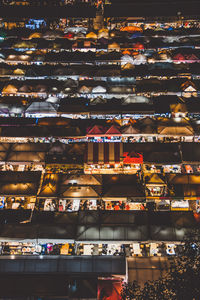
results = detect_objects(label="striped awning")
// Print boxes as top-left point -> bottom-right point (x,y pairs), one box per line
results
86,143 -> 123,165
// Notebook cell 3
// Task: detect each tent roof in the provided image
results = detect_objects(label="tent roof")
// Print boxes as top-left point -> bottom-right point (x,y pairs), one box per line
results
87,125 -> 105,135
2,84 -> 18,94
0,171 -> 41,196
105,125 -> 121,135
102,175 -> 145,198
181,80 -> 197,91
145,174 -> 166,185
124,142 -> 180,164
170,103 -> 187,113
182,143 -> 200,162
62,174 -> 101,186
108,42 -> 120,50
61,186 -> 99,198
158,125 -> 194,136
0,210 -> 197,242
92,85 -> 107,93
122,125 -> 140,134
123,95 -> 149,104
86,32 -> 97,39
90,96 -> 107,105
26,102 -> 57,113
167,174 -> 200,185
39,174 -> 59,197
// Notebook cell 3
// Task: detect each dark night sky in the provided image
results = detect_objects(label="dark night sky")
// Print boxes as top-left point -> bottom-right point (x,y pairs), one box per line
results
0,1 -> 199,18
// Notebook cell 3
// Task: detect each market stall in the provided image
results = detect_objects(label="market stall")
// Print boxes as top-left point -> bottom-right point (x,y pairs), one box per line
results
145,173 -> 167,197
84,142 -> 142,174
0,171 -> 41,210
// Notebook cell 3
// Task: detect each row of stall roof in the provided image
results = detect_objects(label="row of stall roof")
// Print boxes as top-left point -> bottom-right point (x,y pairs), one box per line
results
1,36 -> 200,50
1,171 -> 200,198
0,210 -> 198,242
1,49 -> 200,63
1,94 -> 200,116
1,79 -> 199,94
0,142 -> 199,164
38,173 -> 200,199
1,26 -> 200,39
2,62 -> 200,77
0,117 -> 199,136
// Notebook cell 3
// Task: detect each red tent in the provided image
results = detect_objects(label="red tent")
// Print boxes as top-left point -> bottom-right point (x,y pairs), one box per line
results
133,42 -> 144,50
185,54 -> 198,61
123,151 -> 143,164
64,32 -> 74,39
173,53 -> 185,61
87,125 -> 105,136
105,125 -> 122,136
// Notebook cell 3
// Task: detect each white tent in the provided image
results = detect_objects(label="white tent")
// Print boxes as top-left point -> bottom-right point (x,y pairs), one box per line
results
92,85 -> 107,93
122,95 -> 149,104
9,105 -> 25,115
90,96 -> 107,105
25,102 -> 57,117
46,96 -> 59,104
121,54 -> 134,66
133,54 -> 147,65
65,27 -> 87,34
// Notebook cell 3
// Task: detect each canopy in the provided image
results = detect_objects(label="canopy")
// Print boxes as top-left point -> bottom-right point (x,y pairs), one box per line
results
39,174 -> 59,197
90,97 -> 107,105
61,186 -> 99,198
121,63 -> 135,70
87,125 -> 105,136
63,174 -> 101,186
133,42 -> 144,50
86,32 -> 97,39
182,143 -> 200,163
131,32 -> 143,38
0,210 -> 197,242
43,30 -> 63,39
181,80 -> 197,92
86,143 -> 123,165
29,32 -> 42,39
145,174 -> 166,185
0,171 -> 41,196
46,96 -> 59,104
78,85 -> 92,94
25,102 -> 57,115
120,26 -> 142,32
13,68 -> 25,75
170,103 -> 187,113
13,41 -> 36,49
133,54 -> 147,65
102,175 -> 145,198
108,42 -> 120,50
158,125 -> 194,136
92,85 -> 107,93
168,174 -> 200,185
2,84 -> 18,94
121,54 -> 134,66
122,95 -> 149,104
98,29 -> 109,39
105,125 -> 121,136
122,125 -> 140,134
